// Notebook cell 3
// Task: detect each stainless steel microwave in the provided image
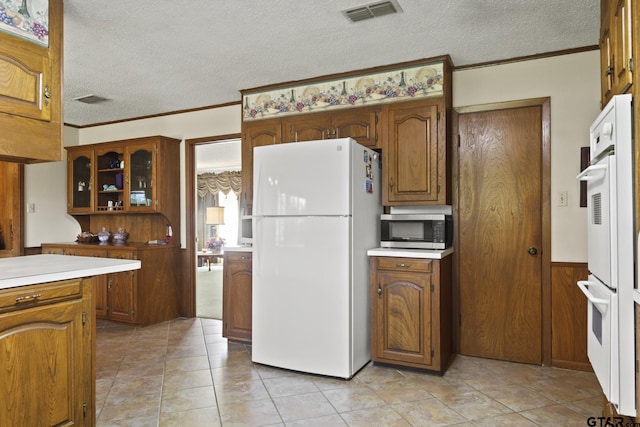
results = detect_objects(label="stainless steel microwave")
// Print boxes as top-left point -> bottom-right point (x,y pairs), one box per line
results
380,213 -> 452,249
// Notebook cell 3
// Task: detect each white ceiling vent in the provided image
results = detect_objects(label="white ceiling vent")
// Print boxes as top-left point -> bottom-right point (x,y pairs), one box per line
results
343,0 -> 402,23
72,94 -> 109,104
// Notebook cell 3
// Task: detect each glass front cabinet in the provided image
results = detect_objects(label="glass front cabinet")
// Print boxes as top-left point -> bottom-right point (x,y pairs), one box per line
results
67,149 -> 94,213
65,136 -> 179,217
126,143 -> 157,211
96,146 -> 125,212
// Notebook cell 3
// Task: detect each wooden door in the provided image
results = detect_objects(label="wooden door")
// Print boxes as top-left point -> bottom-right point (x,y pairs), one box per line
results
458,102 -> 545,364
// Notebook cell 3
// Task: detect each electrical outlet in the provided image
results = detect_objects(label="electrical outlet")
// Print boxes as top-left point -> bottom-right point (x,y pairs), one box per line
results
559,191 -> 568,207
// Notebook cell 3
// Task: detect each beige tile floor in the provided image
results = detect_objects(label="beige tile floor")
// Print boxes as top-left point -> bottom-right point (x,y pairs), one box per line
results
95,318 -> 604,426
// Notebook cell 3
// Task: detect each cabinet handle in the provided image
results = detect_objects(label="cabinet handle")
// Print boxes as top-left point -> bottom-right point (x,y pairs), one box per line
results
294,131 -> 299,142
15,293 -> 41,302
389,177 -> 394,189
240,256 -> 249,260
605,65 -> 614,76
377,283 -> 382,297
43,84 -> 51,105
396,263 -> 411,268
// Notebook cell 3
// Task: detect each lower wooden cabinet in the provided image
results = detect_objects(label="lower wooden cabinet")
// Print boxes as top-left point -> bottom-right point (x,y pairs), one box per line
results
42,243 -> 180,325
0,278 -> 95,426
223,251 -> 252,342
370,255 -> 452,373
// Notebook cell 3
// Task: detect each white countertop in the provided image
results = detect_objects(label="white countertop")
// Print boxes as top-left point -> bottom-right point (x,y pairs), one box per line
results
367,247 -> 454,259
221,246 -> 253,253
0,254 -> 141,290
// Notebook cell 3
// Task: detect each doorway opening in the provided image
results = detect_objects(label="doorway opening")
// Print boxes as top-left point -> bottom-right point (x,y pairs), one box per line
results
191,137 -> 241,319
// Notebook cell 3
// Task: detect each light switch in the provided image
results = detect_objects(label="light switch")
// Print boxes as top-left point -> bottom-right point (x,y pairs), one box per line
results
27,203 -> 35,213
559,191 -> 568,207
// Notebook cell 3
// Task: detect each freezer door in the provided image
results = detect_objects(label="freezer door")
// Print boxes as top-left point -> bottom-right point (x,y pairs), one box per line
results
252,216 -> 361,378
253,138 -> 352,216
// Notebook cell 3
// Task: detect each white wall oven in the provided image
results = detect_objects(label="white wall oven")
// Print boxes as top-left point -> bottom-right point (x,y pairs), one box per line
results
576,94 -> 635,417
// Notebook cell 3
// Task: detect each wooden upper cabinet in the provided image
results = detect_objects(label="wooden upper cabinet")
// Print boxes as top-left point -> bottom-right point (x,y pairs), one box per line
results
125,142 -> 158,212
334,106 -> 381,149
67,149 -> 95,214
0,0 -> 63,163
600,0 -> 633,107
383,98 -> 446,205
282,113 -> 331,143
282,107 -> 381,148
241,119 -> 282,206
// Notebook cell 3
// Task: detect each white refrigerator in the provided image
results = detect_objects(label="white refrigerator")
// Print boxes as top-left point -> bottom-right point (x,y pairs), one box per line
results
252,137 -> 381,379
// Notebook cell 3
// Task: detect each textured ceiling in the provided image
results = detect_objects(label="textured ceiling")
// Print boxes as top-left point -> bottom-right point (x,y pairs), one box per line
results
63,0 -> 600,127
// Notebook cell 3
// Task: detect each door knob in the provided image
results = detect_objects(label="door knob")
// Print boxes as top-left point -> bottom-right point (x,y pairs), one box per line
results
528,247 -> 538,256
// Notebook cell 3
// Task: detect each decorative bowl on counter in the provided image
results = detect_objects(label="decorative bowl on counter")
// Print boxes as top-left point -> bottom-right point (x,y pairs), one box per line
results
76,232 -> 98,243
112,228 -> 129,243
97,227 -> 111,244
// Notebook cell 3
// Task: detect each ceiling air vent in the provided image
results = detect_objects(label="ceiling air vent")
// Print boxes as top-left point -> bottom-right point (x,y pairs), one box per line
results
72,94 -> 109,104
343,0 -> 402,23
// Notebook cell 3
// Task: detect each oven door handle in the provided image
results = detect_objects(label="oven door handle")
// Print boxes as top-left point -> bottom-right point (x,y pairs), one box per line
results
576,164 -> 607,181
577,280 -> 609,314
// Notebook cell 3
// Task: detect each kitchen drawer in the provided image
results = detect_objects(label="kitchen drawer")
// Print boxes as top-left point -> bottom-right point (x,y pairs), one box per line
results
64,247 -> 108,257
108,250 -> 136,260
0,279 -> 82,312
225,252 -> 252,263
376,257 -> 432,273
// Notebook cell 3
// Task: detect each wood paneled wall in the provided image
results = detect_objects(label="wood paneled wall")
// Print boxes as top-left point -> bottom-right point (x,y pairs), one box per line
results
551,262 -> 591,371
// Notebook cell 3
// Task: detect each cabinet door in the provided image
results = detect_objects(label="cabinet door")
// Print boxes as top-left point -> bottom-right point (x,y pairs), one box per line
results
126,142 -> 157,212
0,299 -> 85,426
0,0 -> 63,162
67,149 -> 94,213
0,162 -> 22,257
600,19 -> 614,105
107,271 -> 136,323
610,0 -> 633,95
223,252 -> 252,342
93,274 -> 108,319
96,146 -> 125,212
282,113 -> 331,143
373,269 -> 433,366
242,120 -> 282,206
383,99 -> 442,205
107,250 -> 137,323
333,107 -> 381,149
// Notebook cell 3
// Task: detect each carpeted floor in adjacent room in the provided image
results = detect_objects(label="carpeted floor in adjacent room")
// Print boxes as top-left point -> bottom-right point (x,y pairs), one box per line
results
195,264 -> 223,319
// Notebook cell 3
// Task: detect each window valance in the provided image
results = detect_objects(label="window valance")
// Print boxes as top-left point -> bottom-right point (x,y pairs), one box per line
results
197,171 -> 242,198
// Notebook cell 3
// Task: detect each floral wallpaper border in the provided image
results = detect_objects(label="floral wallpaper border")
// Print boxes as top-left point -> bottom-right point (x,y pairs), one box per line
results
0,0 -> 49,47
242,60 -> 444,121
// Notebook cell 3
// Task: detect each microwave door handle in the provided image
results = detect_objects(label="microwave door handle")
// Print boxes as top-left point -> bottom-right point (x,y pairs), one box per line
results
577,280 -> 609,314
576,164 -> 607,181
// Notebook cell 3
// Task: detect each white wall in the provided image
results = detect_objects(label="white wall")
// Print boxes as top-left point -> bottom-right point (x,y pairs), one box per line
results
24,51 -> 598,261
453,50 -> 600,262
